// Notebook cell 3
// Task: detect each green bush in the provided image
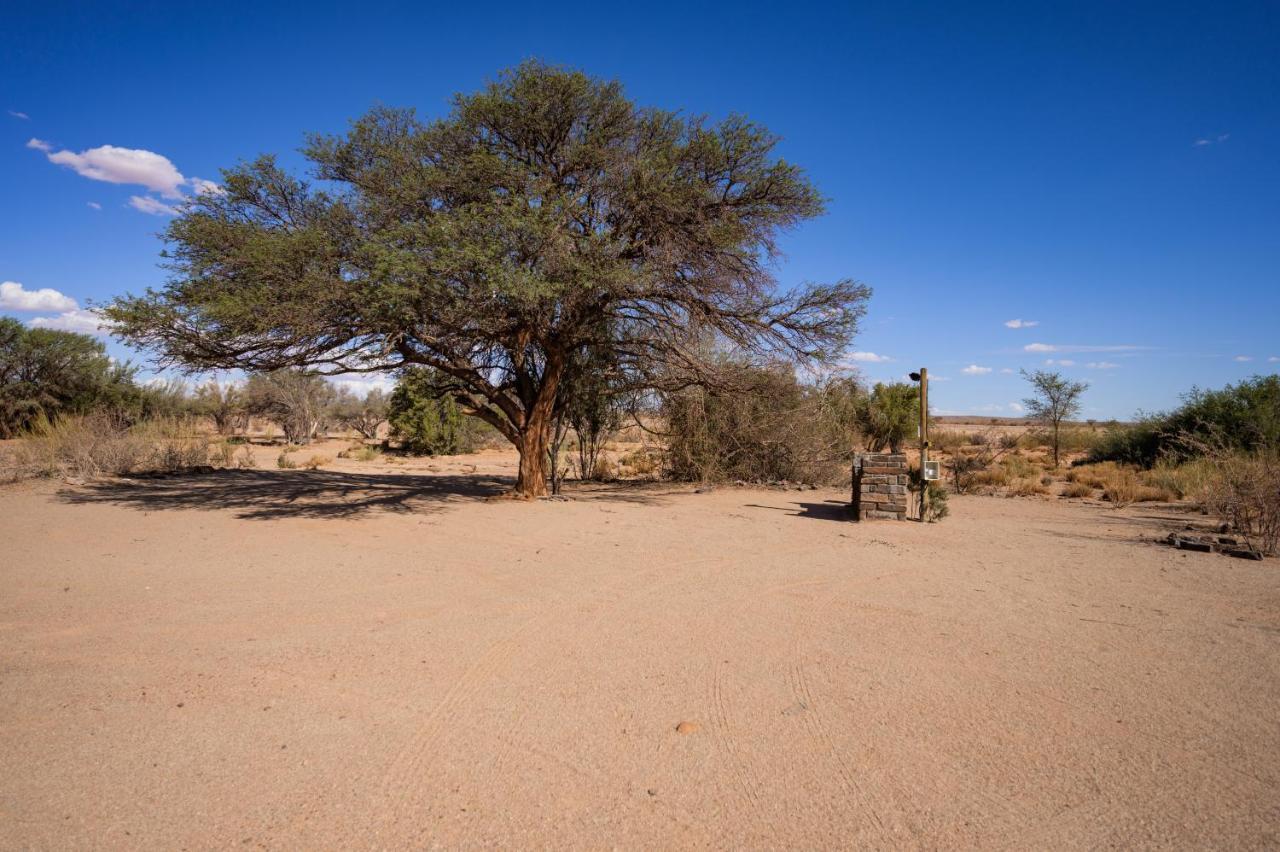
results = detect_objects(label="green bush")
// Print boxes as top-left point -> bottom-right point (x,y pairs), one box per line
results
1089,375 -> 1280,468
0,318 -> 141,437
388,368 -> 492,455
854,382 -> 919,453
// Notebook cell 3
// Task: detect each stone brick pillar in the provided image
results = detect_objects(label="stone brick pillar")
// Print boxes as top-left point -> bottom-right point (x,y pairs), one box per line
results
851,453 -> 910,521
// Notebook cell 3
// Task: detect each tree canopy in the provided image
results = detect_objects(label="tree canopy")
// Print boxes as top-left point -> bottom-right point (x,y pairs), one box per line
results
0,318 -> 137,437
105,61 -> 869,495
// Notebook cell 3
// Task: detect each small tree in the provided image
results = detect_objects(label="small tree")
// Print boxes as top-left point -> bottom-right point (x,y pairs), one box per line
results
0,317 -> 137,436
243,369 -> 335,444
387,369 -> 478,455
330,387 -> 388,440
854,382 -> 919,452
1021,369 -> 1088,468
192,380 -> 246,435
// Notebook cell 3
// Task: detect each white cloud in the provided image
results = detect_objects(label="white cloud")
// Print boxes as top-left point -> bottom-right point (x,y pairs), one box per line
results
0,281 -> 78,312
961,364 -> 992,375
187,177 -> 224,196
1086,361 -> 1118,369
1024,343 -> 1143,354
844,351 -> 892,363
1233,355 -> 1252,362
8,110 -> 30,120
129,195 -> 181,216
1008,402 -> 1025,413
1045,358 -> 1076,367
32,140 -> 187,198
999,367 -> 1015,374
87,201 -> 102,210
1269,356 -> 1279,363
1004,318 -> 1039,329
28,308 -> 112,335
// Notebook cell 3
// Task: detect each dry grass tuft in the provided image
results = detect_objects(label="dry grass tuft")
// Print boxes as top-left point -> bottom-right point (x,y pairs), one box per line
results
302,454 -> 333,470
3,414 -> 213,482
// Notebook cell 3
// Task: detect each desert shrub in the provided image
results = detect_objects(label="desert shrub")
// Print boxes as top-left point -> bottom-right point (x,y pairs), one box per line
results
212,440 -> 239,467
1040,474 -> 1054,486
347,445 -> 383,462
1062,482 -> 1094,498
559,347 -> 628,482
1001,454 -> 1037,480
661,363 -> 860,484
970,467 -> 1010,489
908,465 -> 949,521
997,432 -> 1020,450
1098,468 -> 1173,505
244,370 -> 335,444
1198,450 -> 1280,554
1090,375 -> 1280,467
615,446 -> 658,479
192,380 -> 247,435
388,368 -> 493,455
0,318 -> 144,437
593,455 -> 617,480
4,412 -> 212,481
276,448 -> 298,469
930,430 -> 967,453
1139,459 -> 1214,500
330,387 -> 388,439
853,382 -> 918,453
923,481 -> 949,521
302,454 -> 332,470
1008,478 -> 1049,497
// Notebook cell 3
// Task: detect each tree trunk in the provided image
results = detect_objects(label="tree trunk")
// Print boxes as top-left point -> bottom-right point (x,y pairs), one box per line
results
514,422 -> 551,497
505,349 -> 566,499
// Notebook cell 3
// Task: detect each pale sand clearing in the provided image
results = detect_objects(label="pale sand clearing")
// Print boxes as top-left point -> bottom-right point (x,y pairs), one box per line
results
1,450 -> 1278,848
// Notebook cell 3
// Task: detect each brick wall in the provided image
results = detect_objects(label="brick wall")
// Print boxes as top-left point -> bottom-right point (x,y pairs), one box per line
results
851,453 -> 910,521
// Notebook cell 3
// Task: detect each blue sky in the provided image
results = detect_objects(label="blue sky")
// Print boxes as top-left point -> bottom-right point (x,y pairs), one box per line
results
2,0 -> 1277,418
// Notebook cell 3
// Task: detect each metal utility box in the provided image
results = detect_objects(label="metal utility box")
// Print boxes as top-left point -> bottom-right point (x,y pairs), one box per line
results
922,460 -> 941,481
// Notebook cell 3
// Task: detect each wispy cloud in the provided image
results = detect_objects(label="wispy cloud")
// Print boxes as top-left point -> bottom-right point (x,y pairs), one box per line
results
1086,361 -> 1118,369
1193,133 -> 1231,147
87,201 -> 102,210
28,308 -> 112,335
1233,355 -> 1252,362
1045,358 -> 1076,367
7,110 -> 29,120
843,351 -> 892,364
961,364 -> 992,375
1024,343 -> 1144,354
1269,356 -> 1279,363
129,195 -> 181,216
999,367 -> 1014,374
0,281 -> 78,312
1004,318 -> 1039,329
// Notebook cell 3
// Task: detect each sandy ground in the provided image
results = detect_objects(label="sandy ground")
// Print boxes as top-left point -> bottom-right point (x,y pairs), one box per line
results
1,447 -> 1278,849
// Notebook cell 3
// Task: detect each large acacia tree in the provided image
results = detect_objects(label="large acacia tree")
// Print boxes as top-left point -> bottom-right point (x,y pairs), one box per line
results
106,62 -> 869,496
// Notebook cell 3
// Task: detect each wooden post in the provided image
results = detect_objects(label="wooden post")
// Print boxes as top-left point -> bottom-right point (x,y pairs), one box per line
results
919,367 -> 929,522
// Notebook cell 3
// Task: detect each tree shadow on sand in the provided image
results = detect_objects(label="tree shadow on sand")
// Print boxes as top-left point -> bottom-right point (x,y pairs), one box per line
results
58,469 -> 512,521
